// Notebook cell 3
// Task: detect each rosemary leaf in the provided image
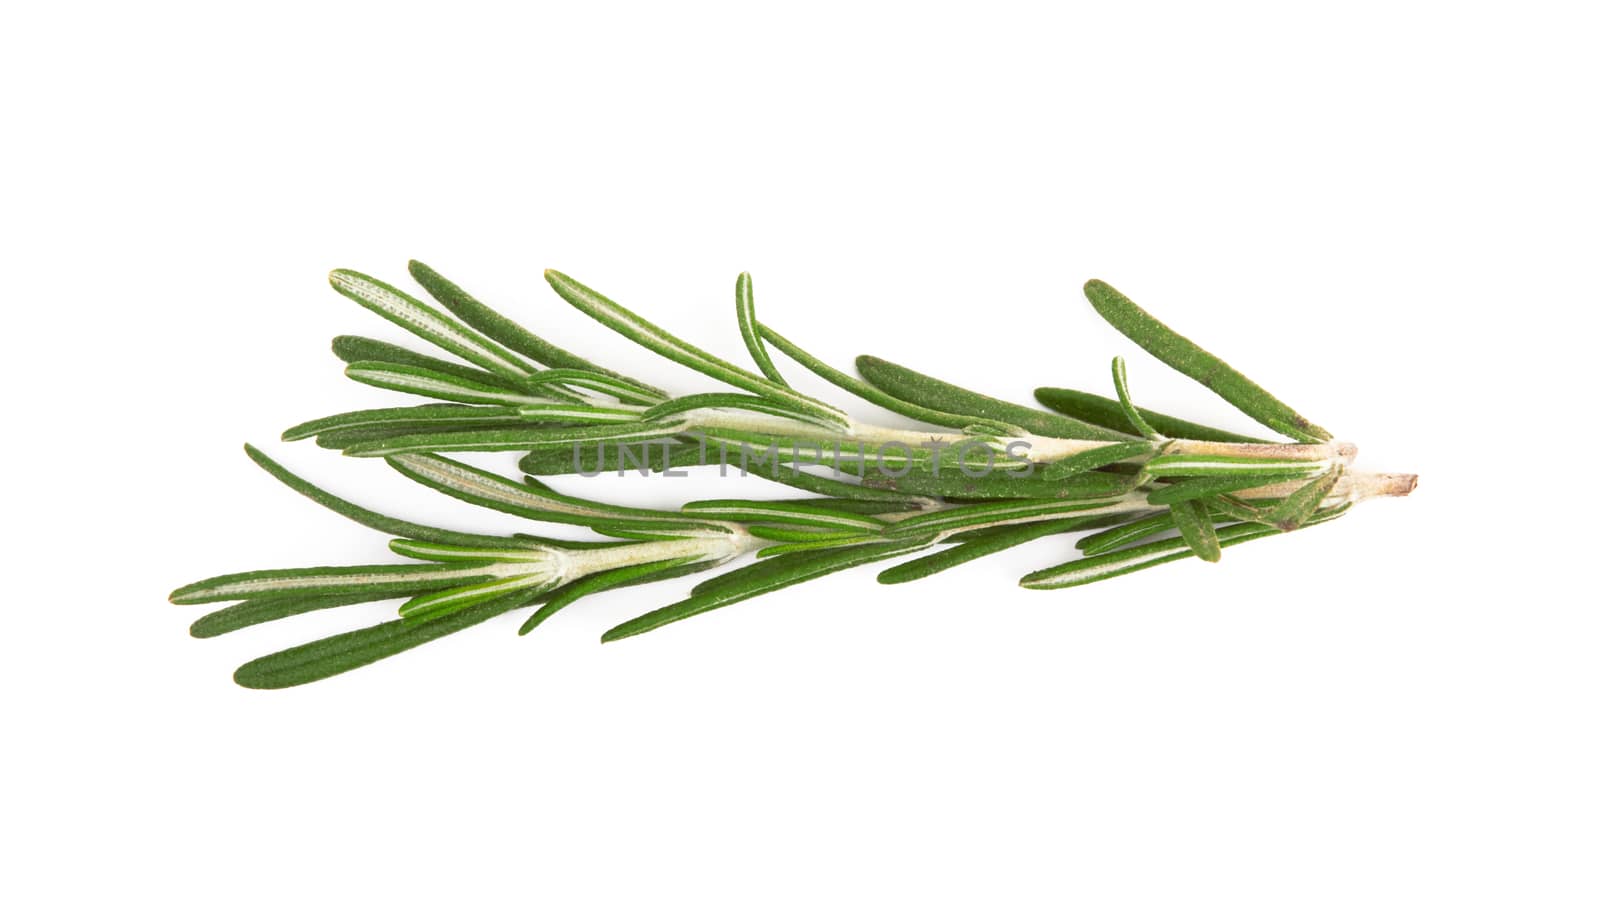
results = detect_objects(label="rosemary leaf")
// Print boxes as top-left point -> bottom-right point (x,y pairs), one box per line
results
313,422 -> 546,452
735,272 -> 788,386
342,421 -> 687,457
543,269 -> 847,426
388,539 -> 554,563
1021,506 -> 1351,590
233,588 -> 541,689
189,590 -> 402,638
242,443 -> 545,549
515,403 -> 644,425
345,361 -> 547,407
519,440 -> 702,476
400,574 -> 559,624
409,260 -> 664,394
1076,511 -> 1178,556
640,392 -> 840,428
679,499 -> 888,532
1039,440 -> 1156,480
755,535 -> 877,557
760,465 -> 932,505
1207,494 -> 1270,524
1143,453 -> 1330,480
519,557 -> 703,635
328,269 -> 537,382
386,453 -> 723,533
331,335 -> 528,392
1022,523 -> 1274,590
601,538 -> 935,642
862,465 -> 1137,501
1082,279 -> 1332,443
1033,386 -> 1270,444
523,368 -> 668,406
757,324 -> 1009,432
1263,465 -> 1343,531
1111,356 -> 1163,440
854,355 -> 1134,441
884,496 -> 1142,538
1168,499 -> 1222,562
1145,475 -> 1281,506
744,525 -> 876,542
283,404 -> 527,442
877,517 -> 1101,584
170,562 -> 495,605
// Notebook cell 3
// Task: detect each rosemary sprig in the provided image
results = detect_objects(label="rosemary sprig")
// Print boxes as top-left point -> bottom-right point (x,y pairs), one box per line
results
172,266 -> 1416,687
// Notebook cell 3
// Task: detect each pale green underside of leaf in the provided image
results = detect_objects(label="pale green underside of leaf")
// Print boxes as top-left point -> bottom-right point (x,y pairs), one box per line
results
735,272 -> 788,387
328,269 -> 538,381
385,452 -> 725,534
408,259 -> 666,396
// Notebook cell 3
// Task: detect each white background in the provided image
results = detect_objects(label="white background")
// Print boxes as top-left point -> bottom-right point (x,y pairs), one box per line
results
3,2 -> 1596,905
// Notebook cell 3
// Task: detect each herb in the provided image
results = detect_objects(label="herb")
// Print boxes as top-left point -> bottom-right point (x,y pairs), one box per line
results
172,264 -> 1416,688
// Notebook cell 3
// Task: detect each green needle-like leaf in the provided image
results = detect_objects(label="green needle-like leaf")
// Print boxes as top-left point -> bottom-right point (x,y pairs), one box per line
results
1082,279 -> 1332,443
1039,440 -> 1156,480
1111,356 -> 1163,440
516,403 -> 644,425
1033,386 -> 1270,444
862,465 -> 1137,501
1023,523 -> 1272,589
745,525 -> 877,543
1143,453 -> 1330,480
519,440 -> 703,476
409,260 -> 665,395
386,452 -> 724,533
1022,506 -> 1351,590
878,517 -> 1101,584
519,557 -> 702,635
735,272 -> 788,386
343,421 -> 688,457
189,590 -> 403,638
388,539 -> 554,563
345,361 -> 549,407
283,404 -> 527,442
242,443 -> 546,549
755,324 -> 1018,432
601,538 -> 935,642
759,465 -> 931,505
170,562 -> 497,605
1144,475 -> 1284,505
640,392 -> 842,429
523,369 -> 668,406
679,499 -> 888,532
1207,494 -> 1271,524
329,269 -> 538,382
1168,499 -> 1222,562
1263,465 -> 1343,531
855,355 -> 1134,441
543,269 -> 847,426
331,335 -> 529,392
884,496 -> 1142,538
233,588 -> 540,689
755,535 -> 877,557
400,573 -> 559,624
1076,511 -> 1178,556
